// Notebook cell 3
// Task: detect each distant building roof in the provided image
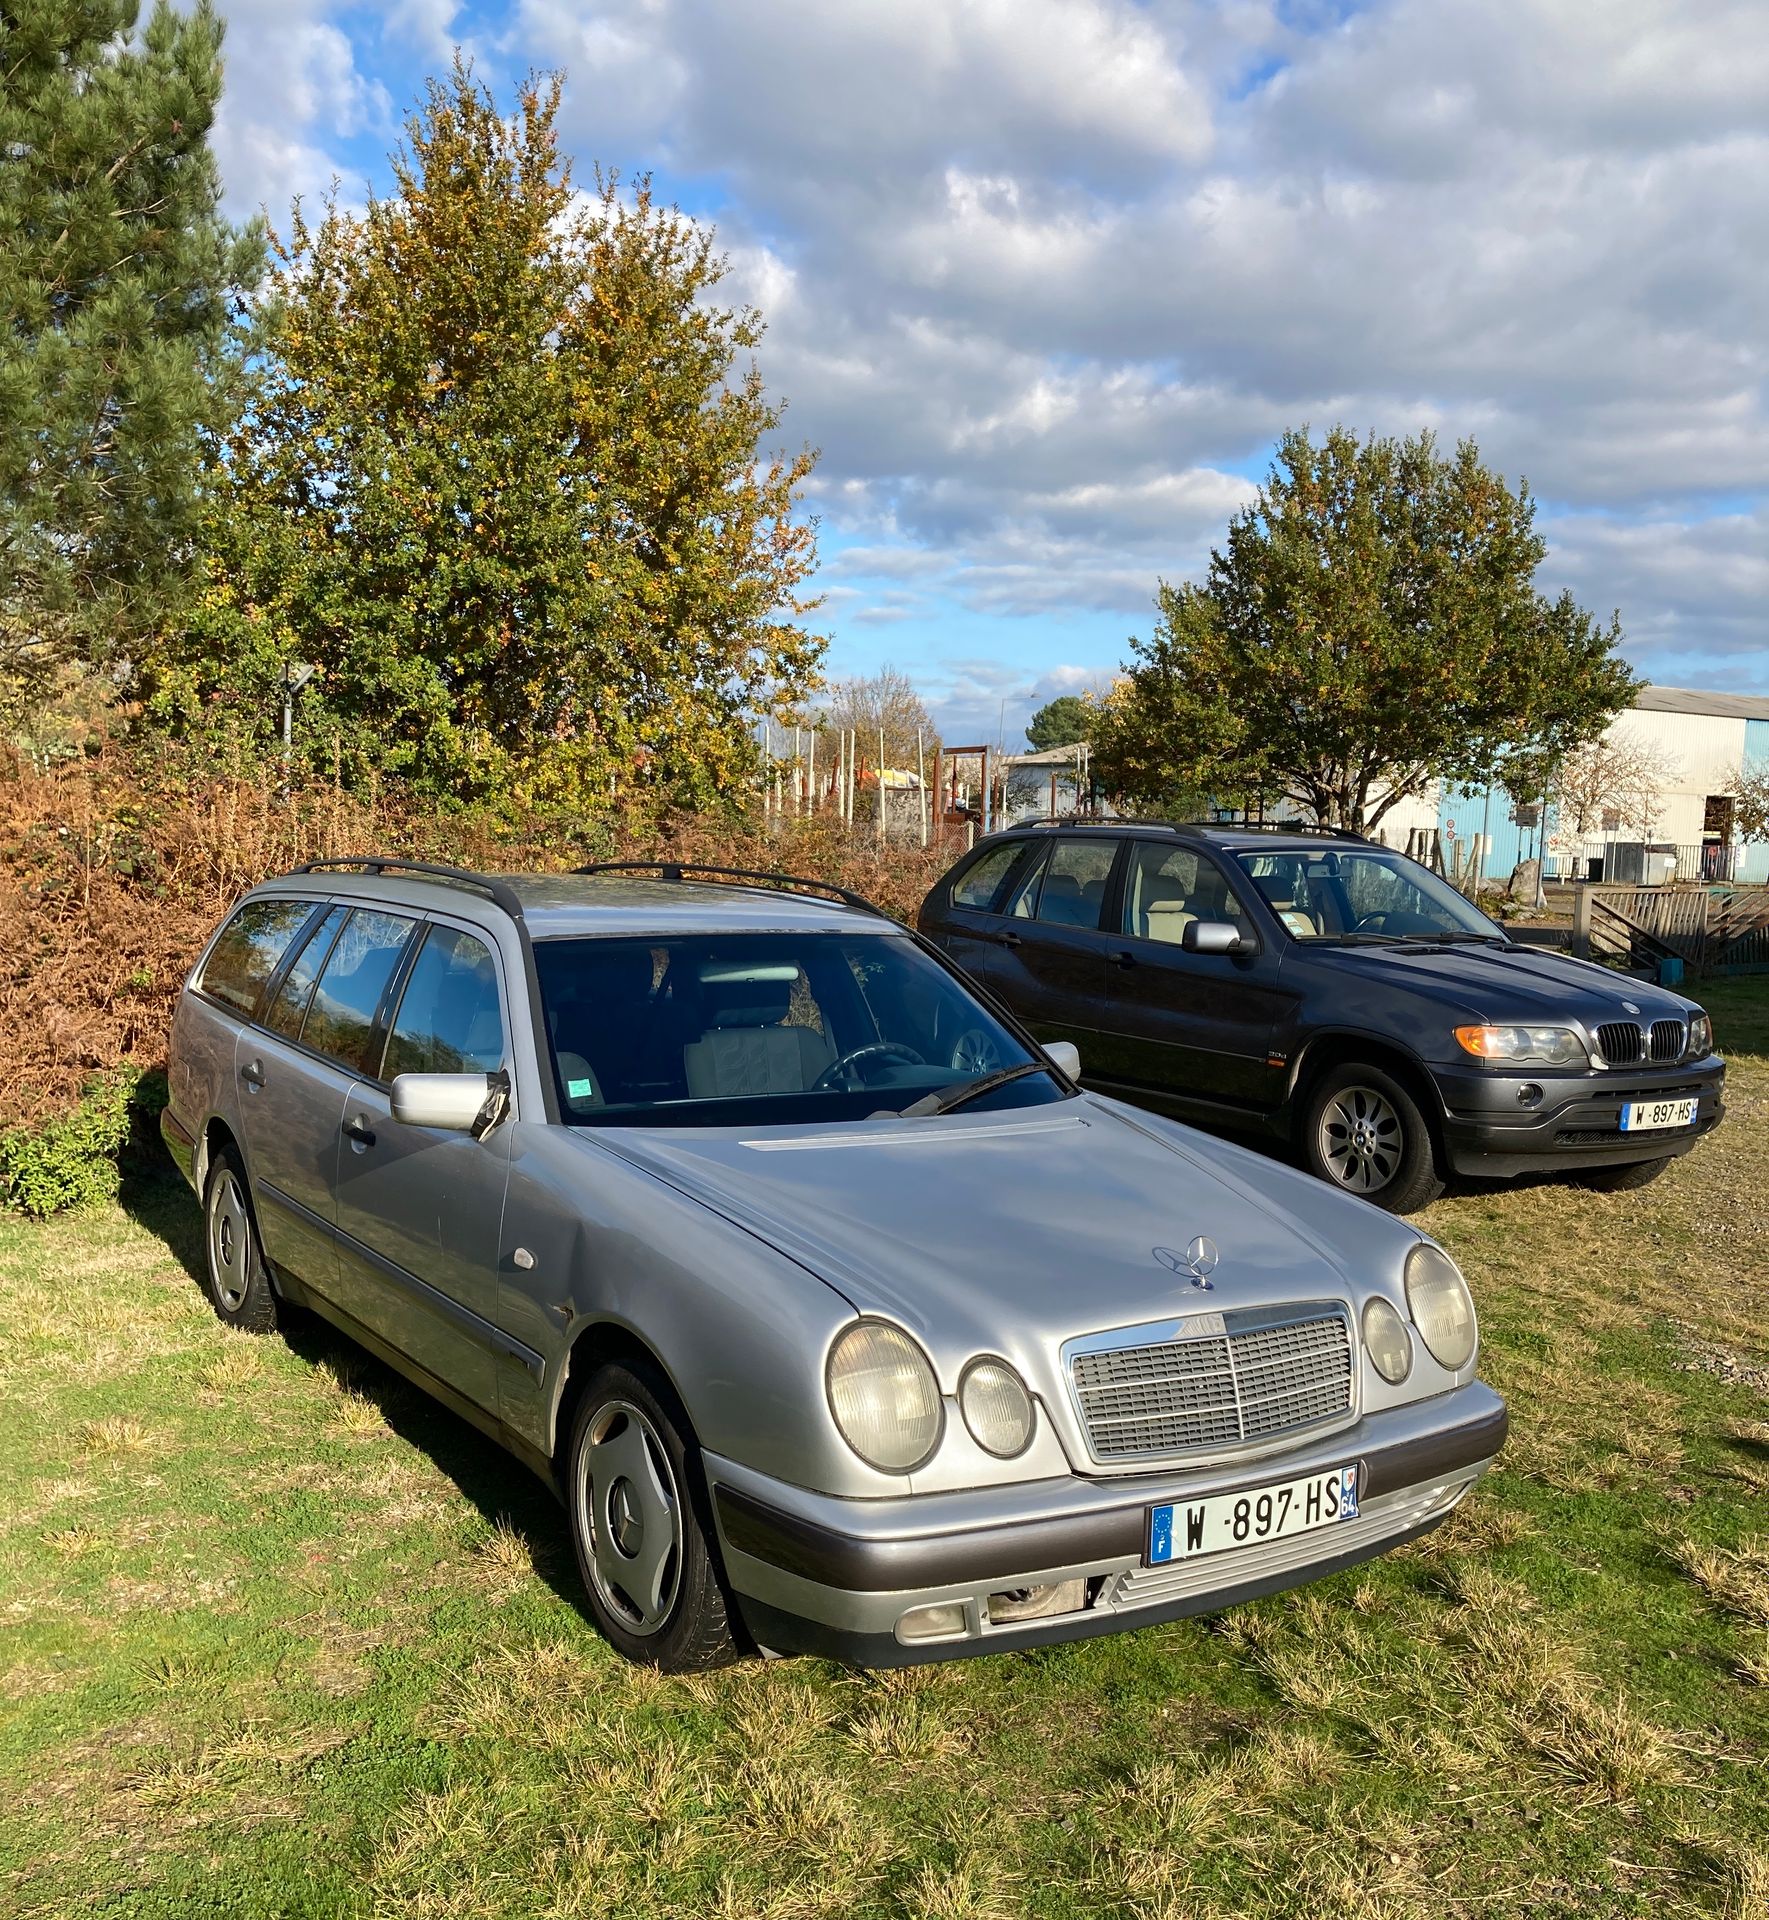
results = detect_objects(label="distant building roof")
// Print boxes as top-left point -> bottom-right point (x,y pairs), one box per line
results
1634,684 -> 1769,722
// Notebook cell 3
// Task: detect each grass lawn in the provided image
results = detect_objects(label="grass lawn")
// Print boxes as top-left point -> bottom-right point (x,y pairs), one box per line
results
3,987 -> 1767,1919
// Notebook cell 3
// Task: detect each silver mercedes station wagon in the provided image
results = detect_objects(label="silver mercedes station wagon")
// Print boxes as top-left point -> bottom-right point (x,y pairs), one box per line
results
162,858 -> 1507,1669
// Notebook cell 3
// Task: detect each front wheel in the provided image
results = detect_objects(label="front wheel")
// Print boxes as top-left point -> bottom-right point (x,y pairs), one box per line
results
1301,1064 -> 1445,1214
1572,1157 -> 1671,1193
565,1361 -> 740,1671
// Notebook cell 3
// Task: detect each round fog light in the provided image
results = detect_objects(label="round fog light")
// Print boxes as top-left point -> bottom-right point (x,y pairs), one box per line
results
1362,1296 -> 1413,1383
959,1358 -> 1034,1458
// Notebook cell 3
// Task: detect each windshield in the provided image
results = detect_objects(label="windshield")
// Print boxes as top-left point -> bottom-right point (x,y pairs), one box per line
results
533,931 -> 1065,1128
1235,849 -> 1505,943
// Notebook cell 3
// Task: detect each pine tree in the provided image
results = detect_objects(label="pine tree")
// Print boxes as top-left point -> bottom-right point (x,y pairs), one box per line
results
0,1 -> 262,727
153,63 -> 824,808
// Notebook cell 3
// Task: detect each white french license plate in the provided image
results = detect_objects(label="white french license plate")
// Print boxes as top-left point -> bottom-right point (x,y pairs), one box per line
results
1620,1097 -> 1697,1132
1146,1464 -> 1359,1566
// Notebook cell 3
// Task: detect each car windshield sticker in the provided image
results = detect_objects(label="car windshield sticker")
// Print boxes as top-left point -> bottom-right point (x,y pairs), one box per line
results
566,1076 -> 595,1099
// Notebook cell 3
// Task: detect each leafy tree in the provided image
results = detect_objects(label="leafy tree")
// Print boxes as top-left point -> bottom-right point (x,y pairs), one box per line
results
1543,734 -> 1682,848
819,665 -> 939,768
1025,694 -> 1093,752
0,0 -> 261,729
148,63 -> 822,807
1728,765 -> 1769,845
1093,428 -> 1638,830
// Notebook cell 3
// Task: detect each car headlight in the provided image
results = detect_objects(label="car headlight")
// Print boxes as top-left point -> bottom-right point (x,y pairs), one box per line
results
1362,1296 -> 1413,1384
1687,1011 -> 1713,1059
959,1358 -> 1034,1457
1405,1244 -> 1477,1371
1454,1024 -> 1588,1066
827,1321 -> 943,1472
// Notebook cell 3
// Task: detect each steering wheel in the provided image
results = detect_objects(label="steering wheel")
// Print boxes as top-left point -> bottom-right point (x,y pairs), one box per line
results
1351,911 -> 1394,934
812,1041 -> 926,1091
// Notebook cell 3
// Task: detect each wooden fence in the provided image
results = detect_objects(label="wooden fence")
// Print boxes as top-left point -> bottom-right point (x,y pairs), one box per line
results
1572,885 -> 1769,975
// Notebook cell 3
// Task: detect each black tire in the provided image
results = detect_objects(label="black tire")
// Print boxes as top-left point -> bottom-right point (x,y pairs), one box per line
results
202,1147 -> 279,1332
1572,1157 -> 1671,1193
1301,1062 -> 1445,1214
565,1360 -> 740,1672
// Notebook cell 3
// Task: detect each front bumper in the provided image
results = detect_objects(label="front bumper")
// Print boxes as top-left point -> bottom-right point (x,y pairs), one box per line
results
710,1381 -> 1506,1666
1435,1057 -> 1724,1178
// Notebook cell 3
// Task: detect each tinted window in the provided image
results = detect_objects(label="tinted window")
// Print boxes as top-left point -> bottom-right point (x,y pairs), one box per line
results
1236,849 -> 1500,941
300,909 -> 415,1073
264,906 -> 347,1039
385,926 -> 505,1077
1122,845 -> 1251,944
949,841 -> 1025,911
1023,838 -> 1120,930
196,899 -> 318,1015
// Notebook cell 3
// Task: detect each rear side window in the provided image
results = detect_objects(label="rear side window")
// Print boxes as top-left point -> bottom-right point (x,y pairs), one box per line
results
949,841 -> 1025,911
384,926 -> 505,1077
1017,838 -> 1121,930
196,900 -> 318,1015
264,906 -> 347,1040
301,909 -> 416,1074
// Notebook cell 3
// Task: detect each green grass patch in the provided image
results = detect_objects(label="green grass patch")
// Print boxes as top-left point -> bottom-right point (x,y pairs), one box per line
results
3,1001 -> 1767,1916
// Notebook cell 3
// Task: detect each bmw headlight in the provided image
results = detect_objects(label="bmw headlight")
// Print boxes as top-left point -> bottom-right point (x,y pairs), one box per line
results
959,1358 -> 1034,1457
1404,1244 -> 1477,1371
1454,1024 -> 1588,1066
1362,1296 -> 1413,1384
827,1322 -> 943,1472
1687,1011 -> 1713,1060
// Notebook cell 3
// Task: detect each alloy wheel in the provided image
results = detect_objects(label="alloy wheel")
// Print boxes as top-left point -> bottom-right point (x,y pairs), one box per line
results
577,1399 -> 685,1638
1317,1084 -> 1404,1194
206,1168 -> 253,1312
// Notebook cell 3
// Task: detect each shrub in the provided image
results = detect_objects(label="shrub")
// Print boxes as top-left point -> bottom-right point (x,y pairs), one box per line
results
0,1065 -> 166,1220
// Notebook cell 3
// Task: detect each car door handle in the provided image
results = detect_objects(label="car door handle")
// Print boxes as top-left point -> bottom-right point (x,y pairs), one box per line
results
995,930 -> 1022,947
239,1059 -> 266,1089
1109,950 -> 1138,968
342,1116 -> 377,1150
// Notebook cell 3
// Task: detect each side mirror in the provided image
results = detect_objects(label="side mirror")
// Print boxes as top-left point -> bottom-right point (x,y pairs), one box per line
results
390,1071 -> 497,1132
1044,1040 -> 1081,1080
1181,920 -> 1250,955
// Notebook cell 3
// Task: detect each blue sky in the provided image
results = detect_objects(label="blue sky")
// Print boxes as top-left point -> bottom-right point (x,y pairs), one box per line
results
208,0 -> 1768,749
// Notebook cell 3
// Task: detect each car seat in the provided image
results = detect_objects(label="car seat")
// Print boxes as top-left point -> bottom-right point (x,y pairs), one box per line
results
682,973 -> 835,1098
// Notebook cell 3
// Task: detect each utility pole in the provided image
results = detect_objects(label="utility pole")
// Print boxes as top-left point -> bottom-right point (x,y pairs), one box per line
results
280,662 -> 317,795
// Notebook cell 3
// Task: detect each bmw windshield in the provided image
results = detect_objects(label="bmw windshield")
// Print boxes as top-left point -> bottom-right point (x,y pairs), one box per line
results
533,931 -> 1067,1127
1236,848 -> 1506,944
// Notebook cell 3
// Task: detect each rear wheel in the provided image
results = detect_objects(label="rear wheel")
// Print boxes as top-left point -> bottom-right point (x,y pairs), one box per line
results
202,1148 -> 279,1332
1572,1157 -> 1671,1192
565,1360 -> 740,1671
1302,1063 -> 1444,1214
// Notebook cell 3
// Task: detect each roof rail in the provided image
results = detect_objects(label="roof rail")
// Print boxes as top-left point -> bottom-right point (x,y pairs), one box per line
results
289,856 -> 526,917
574,861 -> 887,918
1173,819 -> 1369,842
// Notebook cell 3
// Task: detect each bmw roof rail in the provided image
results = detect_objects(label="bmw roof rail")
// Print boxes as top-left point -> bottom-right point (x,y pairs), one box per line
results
288,856 -> 527,917
1173,819 -> 1370,842
574,861 -> 888,918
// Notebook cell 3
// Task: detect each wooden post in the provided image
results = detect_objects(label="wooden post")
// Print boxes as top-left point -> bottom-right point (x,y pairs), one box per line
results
808,731 -> 816,815
877,727 -> 886,847
1572,885 -> 1592,959
917,729 -> 928,847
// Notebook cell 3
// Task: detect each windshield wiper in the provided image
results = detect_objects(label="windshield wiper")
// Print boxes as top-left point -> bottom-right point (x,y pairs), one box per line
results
1315,932 -> 1404,946
898,1061 -> 1046,1119
1399,930 -> 1512,946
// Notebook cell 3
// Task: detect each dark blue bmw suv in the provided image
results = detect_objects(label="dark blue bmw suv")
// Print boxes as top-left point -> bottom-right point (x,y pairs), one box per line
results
918,821 -> 1726,1212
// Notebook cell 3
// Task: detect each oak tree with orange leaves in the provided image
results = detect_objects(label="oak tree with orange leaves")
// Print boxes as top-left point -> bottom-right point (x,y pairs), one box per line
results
150,62 -> 823,806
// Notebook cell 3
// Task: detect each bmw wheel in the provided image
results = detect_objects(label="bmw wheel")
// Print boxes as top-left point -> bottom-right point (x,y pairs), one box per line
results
202,1147 -> 279,1332
566,1360 -> 739,1671
1302,1063 -> 1444,1214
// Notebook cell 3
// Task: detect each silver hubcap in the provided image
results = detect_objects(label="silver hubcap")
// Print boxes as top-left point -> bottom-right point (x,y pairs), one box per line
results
578,1401 -> 683,1638
1319,1086 -> 1403,1193
207,1170 -> 252,1311
950,1028 -> 1003,1075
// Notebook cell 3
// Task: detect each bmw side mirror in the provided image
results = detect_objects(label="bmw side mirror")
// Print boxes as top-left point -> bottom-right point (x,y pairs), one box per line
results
1044,1040 -> 1081,1080
390,1071 -> 500,1132
1182,920 -> 1251,955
